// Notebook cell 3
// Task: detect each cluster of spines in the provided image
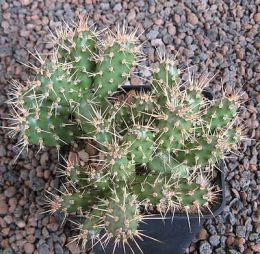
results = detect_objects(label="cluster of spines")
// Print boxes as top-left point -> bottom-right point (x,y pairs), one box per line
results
6,17 -> 244,253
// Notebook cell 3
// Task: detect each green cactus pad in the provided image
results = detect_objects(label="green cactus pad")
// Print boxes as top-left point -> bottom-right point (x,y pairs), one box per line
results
132,174 -> 166,204
79,210 -> 103,244
176,178 -> 210,208
202,98 -> 237,132
109,156 -> 135,182
60,192 -> 96,213
185,89 -> 204,114
9,81 -> 41,110
153,61 -> 180,91
173,134 -> 223,167
102,188 -> 142,243
24,106 -> 79,148
76,99 -> 114,145
148,153 -> 189,177
124,126 -> 155,164
38,63 -> 84,107
93,41 -> 136,98
156,112 -> 192,152
68,30 -> 96,90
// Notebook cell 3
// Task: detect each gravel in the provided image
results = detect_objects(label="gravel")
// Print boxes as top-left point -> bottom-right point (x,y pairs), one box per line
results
0,0 -> 259,254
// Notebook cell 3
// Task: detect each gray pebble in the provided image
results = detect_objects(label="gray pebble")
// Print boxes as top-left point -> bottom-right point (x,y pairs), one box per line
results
29,176 -> 45,191
249,233 -> 259,241
100,3 -> 110,11
0,144 -> 7,157
0,94 -> 7,106
146,30 -> 159,40
199,241 -> 212,254
4,186 -> 16,198
215,248 -> 226,254
162,34 -> 173,44
113,3 -> 122,12
38,243 -> 50,254
236,225 -> 247,238
54,243 -> 63,254
209,235 -> 220,247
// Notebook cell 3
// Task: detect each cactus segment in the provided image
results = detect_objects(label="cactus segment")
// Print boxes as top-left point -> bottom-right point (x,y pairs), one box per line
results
156,112 -> 192,152
176,179 -> 210,208
53,17 -> 97,90
38,63 -> 84,107
148,153 -> 189,177
153,61 -> 180,91
132,174 -> 166,204
93,41 -> 137,99
102,188 -> 142,244
69,30 -> 96,90
78,211 -> 103,246
173,134 -> 224,167
76,100 -> 114,145
109,156 -> 135,182
185,89 -> 204,114
202,98 -> 237,132
133,174 -> 214,210
124,126 -> 155,164
59,192 -> 96,213
24,106 -> 78,149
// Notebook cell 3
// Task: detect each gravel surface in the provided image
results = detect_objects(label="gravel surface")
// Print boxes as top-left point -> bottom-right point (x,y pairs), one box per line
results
0,0 -> 259,254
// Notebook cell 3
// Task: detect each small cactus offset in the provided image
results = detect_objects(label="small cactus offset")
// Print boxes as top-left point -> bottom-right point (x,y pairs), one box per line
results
6,17 -> 243,252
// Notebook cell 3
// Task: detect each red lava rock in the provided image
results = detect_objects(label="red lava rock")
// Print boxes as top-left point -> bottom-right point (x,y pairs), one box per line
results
24,242 -> 35,254
17,220 -> 26,228
4,186 -> 16,198
127,10 -> 136,22
154,19 -> 164,26
46,222 -> 59,232
26,227 -> 35,235
26,234 -> 36,243
20,30 -> 30,37
187,12 -> 199,25
41,216 -> 49,226
197,228 -> 208,240
130,76 -> 141,86
78,150 -> 89,163
167,24 -> 176,36
1,227 -> 10,236
2,2 -> 9,10
149,5 -> 155,14
244,249 -> 253,254
1,239 -> 9,249
43,169 -> 51,179
252,211 -> 260,223
0,202 -> 8,215
21,0 -> 33,6
251,244 -> 260,253
1,20 -> 8,29
226,235 -> 235,245
68,151 -> 79,165
67,241 -> 81,254
0,217 -> 6,227
151,38 -> 163,46
40,152 -> 49,167
236,237 -> 246,246
253,13 -> 260,22
174,14 -> 181,23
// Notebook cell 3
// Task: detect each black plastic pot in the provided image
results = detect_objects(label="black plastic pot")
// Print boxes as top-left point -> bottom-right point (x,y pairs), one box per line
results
93,169 -> 225,254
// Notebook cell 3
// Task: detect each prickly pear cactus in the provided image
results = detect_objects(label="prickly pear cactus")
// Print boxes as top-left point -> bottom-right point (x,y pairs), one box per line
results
6,17 -> 243,253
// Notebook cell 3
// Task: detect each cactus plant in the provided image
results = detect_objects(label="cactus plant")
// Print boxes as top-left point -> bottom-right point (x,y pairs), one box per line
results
6,17 -> 243,253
